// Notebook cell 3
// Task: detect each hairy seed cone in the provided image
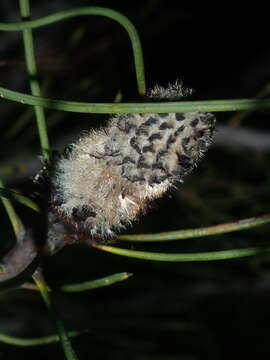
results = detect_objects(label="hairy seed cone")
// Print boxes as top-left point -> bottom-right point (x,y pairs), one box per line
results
48,83 -> 215,252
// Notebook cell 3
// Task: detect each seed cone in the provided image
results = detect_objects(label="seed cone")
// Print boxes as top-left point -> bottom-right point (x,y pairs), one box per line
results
48,82 -> 215,252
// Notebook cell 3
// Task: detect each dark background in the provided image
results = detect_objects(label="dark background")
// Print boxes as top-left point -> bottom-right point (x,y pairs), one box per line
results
1,1 -> 270,359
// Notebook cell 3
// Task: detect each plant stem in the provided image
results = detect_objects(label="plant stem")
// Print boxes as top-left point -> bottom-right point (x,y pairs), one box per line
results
0,6 -> 146,95
0,179 -> 25,239
33,268 -> 79,360
118,212 -> 270,242
60,272 -> 132,292
92,243 -> 270,262
0,187 -> 41,213
1,86 -> 270,114
18,0 -> 50,160
0,330 -> 84,347
18,272 -> 131,292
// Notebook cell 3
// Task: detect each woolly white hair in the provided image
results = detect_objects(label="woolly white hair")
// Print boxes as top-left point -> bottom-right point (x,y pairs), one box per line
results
147,79 -> 194,100
47,81 -> 215,252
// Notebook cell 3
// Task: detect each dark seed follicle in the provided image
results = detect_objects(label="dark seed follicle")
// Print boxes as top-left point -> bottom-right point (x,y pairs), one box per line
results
49,81 -> 216,244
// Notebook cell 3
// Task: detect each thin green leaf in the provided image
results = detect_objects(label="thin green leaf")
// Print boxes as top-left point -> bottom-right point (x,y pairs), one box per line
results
229,82 -> 270,126
0,187 -> 41,213
21,282 -> 51,291
118,213 -> 270,242
1,86 -> 270,113
5,273 -> 131,293
18,0 -> 50,160
0,179 -> 25,239
33,269 -> 79,360
0,6 -> 145,95
92,243 -> 270,262
61,272 -> 132,292
0,330 -> 84,347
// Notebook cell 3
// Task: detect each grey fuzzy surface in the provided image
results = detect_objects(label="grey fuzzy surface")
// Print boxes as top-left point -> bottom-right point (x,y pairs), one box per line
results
50,109 -> 215,240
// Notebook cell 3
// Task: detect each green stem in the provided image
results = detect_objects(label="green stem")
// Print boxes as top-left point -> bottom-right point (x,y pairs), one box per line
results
118,213 -> 270,242
0,179 -> 25,239
0,6 -> 146,95
33,269 -> 79,360
0,330 -> 84,347
1,86 -> 270,113
19,272 -> 131,292
229,82 -> 270,127
18,0 -> 50,160
0,187 -> 41,213
60,272 -> 132,292
92,243 -> 270,262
